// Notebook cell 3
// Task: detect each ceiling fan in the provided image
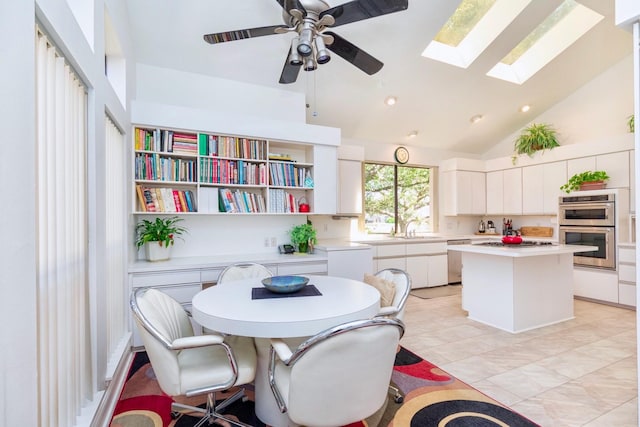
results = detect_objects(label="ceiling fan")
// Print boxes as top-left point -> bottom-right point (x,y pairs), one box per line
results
203,0 -> 408,84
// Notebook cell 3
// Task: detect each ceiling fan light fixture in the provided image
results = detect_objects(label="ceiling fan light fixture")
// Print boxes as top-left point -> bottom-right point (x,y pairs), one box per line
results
297,25 -> 314,57
303,56 -> 317,71
314,36 -> 331,64
289,38 -> 304,65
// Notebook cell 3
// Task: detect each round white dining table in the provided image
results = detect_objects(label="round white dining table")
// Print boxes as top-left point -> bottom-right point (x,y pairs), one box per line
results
191,274 -> 381,338
191,274 -> 381,427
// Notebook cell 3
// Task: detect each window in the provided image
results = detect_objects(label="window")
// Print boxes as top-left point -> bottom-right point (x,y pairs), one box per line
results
363,163 -> 433,236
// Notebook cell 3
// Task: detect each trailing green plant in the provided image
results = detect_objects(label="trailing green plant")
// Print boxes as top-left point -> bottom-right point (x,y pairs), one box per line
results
135,216 -> 187,248
513,123 -> 560,163
560,170 -> 610,194
628,115 -> 635,133
289,221 -> 317,249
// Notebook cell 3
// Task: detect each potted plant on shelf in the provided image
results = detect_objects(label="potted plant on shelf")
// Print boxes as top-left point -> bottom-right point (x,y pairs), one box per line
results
628,115 -> 635,133
135,216 -> 187,261
289,221 -> 317,253
512,123 -> 560,164
560,170 -> 610,194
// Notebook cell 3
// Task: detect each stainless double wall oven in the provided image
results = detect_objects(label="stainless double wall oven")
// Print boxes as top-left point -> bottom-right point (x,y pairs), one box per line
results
559,193 -> 616,270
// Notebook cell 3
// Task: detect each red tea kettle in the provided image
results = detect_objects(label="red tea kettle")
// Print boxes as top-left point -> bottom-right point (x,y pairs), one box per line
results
298,197 -> 310,213
502,230 -> 522,245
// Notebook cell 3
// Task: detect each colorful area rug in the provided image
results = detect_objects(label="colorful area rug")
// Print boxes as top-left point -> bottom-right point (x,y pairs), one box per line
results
110,347 -> 540,427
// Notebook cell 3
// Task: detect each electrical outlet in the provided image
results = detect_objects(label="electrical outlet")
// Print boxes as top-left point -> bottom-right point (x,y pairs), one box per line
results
270,237 -> 277,247
264,238 -> 269,247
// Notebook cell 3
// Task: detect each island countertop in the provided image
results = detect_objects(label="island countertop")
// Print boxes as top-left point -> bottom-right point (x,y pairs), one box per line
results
448,243 -> 597,258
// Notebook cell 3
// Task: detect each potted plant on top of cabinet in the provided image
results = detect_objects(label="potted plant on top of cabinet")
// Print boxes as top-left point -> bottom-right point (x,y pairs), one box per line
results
135,216 -> 187,261
512,123 -> 560,164
560,170 -> 610,194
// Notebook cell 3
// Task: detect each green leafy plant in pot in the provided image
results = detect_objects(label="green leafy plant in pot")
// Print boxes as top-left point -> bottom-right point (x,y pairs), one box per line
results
512,123 -> 560,164
289,221 -> 317,253
135,216 -> 187,261
560,170 -> 610,194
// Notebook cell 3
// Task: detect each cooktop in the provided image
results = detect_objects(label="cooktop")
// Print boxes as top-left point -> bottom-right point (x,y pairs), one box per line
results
477,241 -> 555,247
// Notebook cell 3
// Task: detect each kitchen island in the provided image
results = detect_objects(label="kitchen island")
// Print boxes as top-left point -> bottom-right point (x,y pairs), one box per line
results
448,243 -> 597,333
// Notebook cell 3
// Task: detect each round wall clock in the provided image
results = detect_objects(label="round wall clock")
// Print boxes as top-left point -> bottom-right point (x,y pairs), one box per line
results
394,146 -> 409,164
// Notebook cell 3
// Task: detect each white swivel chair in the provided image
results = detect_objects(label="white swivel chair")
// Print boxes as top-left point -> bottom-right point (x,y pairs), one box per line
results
268,317 -> 405,427
374,268 -> 411,321
218,262 -> 273,284
373,268 -> 411,403
130,287 -> 257,427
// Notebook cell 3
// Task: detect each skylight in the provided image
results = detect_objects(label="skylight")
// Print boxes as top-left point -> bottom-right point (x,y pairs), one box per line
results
486,0 -> 603,84
421,0 -> 532,69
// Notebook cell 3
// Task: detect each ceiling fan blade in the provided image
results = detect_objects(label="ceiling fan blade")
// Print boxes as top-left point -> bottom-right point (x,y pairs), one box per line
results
203,25 -> 288,44
320,0 -> 408,27
324,31 -> 383,75
279,48 -> 302,84
284,0 -> 307,14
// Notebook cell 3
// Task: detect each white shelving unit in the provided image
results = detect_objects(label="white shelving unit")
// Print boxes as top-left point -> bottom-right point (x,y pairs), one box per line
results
133,126 -> 322,215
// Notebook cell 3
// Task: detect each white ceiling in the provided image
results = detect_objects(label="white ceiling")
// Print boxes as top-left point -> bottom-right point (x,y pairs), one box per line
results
125,0 -> 632,155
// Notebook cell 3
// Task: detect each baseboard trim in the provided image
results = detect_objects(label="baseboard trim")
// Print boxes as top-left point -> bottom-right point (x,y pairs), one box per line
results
90,347 -> 134,427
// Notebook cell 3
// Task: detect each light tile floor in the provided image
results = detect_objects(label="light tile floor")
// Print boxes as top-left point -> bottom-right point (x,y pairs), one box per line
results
400,290 -> 638,427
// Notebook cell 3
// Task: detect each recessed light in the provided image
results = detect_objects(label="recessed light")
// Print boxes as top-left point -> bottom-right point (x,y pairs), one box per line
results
520,105 -> 530,113
384,96 -> 397,106
407,130 -> 418,138
470,114 -> 483,124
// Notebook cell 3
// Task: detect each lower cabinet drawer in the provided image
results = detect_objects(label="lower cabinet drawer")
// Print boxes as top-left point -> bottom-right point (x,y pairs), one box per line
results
278,262 -> 328,275
619,264 -> 636,283
131,270 -> 201,287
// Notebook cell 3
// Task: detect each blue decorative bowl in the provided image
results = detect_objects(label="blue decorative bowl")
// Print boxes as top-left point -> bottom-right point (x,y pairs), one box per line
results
261,275 -> 309,293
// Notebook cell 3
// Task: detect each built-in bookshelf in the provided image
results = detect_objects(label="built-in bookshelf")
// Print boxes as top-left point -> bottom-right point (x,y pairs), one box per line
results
133,126 -> 316,214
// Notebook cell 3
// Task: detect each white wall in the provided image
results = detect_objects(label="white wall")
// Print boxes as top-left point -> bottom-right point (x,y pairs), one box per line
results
0,2 -> 38,425
483,54 -> 634,159
136,64 -> 306,123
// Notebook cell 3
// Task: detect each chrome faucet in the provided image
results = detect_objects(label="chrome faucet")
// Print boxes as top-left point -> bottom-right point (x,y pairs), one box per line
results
404,220 -> 418,238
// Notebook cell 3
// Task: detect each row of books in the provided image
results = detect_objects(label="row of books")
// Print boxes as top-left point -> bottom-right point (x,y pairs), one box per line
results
135,153 -> 197,182
199,157 -> 267,185
268,189 -> 305,213
218,188 -> 266,213
136,185 -> 197,213
135,128 -> 198,155
269,162 -> 312,188
198,134 -> 267,160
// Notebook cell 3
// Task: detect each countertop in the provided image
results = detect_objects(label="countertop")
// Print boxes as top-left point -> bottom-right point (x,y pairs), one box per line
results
130,252 -> 328,273
448,243 -> 597,258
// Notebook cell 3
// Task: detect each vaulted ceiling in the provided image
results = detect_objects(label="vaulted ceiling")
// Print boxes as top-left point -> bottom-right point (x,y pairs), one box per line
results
126,1 -> 632,155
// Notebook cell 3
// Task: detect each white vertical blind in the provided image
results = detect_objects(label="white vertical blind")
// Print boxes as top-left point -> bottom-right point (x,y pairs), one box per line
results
35,29 -> 91,427
104,115 -> 128,364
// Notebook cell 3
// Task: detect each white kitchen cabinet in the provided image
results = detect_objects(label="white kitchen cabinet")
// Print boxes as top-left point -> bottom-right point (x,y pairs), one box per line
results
630,153 -> 635,212
336,159 -> 363,215
618,244 -> 636,307
427,254 -> 449,287
486,171 -> 504,215
403,242 -> 448,288
567,157 -> 596,180
373,244 -> 406,272
597,151 -> 630,189
442,170 -> 486,215
502,168 -> 522,215
522,161 -> 566,215
316,245 -> 373,280
573,267 -> 619,304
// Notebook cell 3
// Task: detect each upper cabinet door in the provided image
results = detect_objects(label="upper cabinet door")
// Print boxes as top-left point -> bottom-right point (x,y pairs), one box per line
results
503,168 -> 522,215
486,171 -> 504,215
441,170 -> 485,215
597,151 -> 630,189
337,159 -> 363,215
542,161 -> 567,215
